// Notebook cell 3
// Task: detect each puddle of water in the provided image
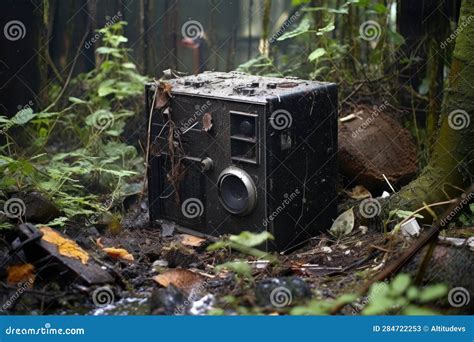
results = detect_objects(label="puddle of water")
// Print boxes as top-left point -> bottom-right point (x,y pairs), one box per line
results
89,296 -> 150,316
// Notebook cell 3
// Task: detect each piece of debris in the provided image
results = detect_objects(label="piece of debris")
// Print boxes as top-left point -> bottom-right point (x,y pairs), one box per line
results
339,114 -> 357,122
438,236 -> 474,251
153,268 -> 203,293
359,226 -> 368,235
329,208 -> 355,238
291,263 -> 343,276
202,112 -> 213,132
338,107 -> 417,191
103,247 -> 134,262
7,263 -> 35,285
17,223 -> 113,285
152,259 -> 169,268
189,294 -> 215,315
96,238 -> 134,262
179,234 -> 206,247
321,246 -> 333,253
345,185 -> 372,199
401,217 -> 421,238
40,226 -> 89,264
154,82 -> 172,109
247,260 -> 270,270
161,221 -> 176,237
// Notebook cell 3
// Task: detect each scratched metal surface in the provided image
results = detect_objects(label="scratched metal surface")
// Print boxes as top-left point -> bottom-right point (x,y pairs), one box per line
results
165,71 -> 332,104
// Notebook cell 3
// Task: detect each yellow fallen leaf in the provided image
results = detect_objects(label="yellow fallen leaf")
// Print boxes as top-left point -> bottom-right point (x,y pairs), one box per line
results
40,226 -> 89,264
153,269 -> 202,293
7,263 -> 35,285
103,247 -> 134,262
345,185 -> 372,200
179,234 -> 206,247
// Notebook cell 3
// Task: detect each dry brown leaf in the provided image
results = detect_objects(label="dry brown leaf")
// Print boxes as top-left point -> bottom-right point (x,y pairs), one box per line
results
40,226 -> 89,264
7,263 -> 35,285
345,185 -> 372,200
155,82 -> 172,108
102,247 -> 134,262
179,234 -> 205,247
153,269 -> 203,293
202,113 -> 213,132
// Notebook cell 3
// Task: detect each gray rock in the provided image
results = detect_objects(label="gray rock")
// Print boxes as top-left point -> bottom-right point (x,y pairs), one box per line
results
255,277 -> 312,308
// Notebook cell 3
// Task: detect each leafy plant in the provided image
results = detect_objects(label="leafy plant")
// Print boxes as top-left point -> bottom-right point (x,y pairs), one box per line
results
207,231 -> 277,262
215,261 -> 253,280
362,274 -> 447,315
290,294 -> 358,315
237,0 -> 406,101
0,21 -> 146,228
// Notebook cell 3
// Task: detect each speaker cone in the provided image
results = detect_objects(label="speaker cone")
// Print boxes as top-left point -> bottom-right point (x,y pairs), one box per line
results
217,166 -> 257,215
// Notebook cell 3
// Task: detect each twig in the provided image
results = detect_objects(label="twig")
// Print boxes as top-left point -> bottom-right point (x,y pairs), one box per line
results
397,199 -> 456,228
140,82 -> 159,201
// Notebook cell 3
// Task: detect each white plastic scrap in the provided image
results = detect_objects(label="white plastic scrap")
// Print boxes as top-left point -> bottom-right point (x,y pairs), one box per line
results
321,246 -> 333,254
401,217 -> 421,238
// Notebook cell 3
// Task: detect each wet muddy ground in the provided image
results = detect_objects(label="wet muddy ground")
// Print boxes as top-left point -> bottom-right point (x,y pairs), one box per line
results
1,197 -> 473,316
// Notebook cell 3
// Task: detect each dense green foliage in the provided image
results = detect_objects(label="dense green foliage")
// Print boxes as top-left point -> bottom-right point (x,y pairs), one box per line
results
238,0 -> 404,88
0,22 -> 146,228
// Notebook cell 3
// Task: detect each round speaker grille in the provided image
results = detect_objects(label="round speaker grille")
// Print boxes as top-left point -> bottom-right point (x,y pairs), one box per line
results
217,166 -> 257,215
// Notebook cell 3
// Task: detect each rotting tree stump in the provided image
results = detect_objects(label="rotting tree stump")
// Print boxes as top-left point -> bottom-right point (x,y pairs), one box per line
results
338,107 -> 418,192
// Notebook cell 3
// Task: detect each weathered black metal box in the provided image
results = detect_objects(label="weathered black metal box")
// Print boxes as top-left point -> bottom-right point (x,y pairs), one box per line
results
146,71 -> 338,251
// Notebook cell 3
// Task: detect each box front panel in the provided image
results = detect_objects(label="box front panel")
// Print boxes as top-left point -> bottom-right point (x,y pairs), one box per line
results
148,93 -> 268,237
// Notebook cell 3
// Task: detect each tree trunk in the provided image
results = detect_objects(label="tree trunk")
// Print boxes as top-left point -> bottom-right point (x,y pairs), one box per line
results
388,0 -> 474,214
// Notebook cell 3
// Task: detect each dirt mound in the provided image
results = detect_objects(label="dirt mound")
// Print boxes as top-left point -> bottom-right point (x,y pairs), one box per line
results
338,105 -> 418,191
